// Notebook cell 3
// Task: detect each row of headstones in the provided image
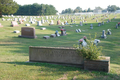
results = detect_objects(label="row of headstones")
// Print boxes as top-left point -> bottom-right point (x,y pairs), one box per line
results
43,29 -> 67,39
15,26 -> 67,39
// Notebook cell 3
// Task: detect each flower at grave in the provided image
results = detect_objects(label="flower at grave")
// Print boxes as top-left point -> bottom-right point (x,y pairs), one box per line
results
61,29 -> 64,31
83,36 -> 87,42
79,39 -> 83,44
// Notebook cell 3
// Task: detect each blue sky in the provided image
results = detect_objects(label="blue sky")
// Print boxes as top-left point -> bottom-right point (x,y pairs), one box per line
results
13,0 -> 120,13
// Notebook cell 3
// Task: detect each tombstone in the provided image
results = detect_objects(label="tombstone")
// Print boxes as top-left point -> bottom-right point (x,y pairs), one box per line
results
57,20 -> 60,25
65,21 -> 68,25
90,24 -> 93,29
78,29 -> 81,32
118,22 -> 120,26
40,27 -> 46,30
76,29 -> 78,33
49,20 -> 54,25
55,30 -> 60,37
18,27 -> 37,38
80,21 -> 83,26
46,16 -> 48,19
96,19 -> 98,22
43,36 -> 50,39
13,30 -> 20,33
37,21 -> 42,26
0,23 -> 3,27
19,20 -> 23,24
116,24 -> 118,29
29,18 -> 32,22
61,22 -> 64,25
102,21 -> 104,25
25,24 -> 30,26
101,30 -> 107,39
2,18 -> 5,21
61,29 -> 66,36
14,18 -> 18,21
71,19 -> 73,23
50,34 -> 56,37
11,21 -> 19,27
98,23 -> 101,27
107,29 -> 111,35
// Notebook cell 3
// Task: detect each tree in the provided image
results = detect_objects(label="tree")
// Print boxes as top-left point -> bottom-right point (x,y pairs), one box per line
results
74,7 -> 82,13
0,0 -> 19,17
107,5 -> 120,12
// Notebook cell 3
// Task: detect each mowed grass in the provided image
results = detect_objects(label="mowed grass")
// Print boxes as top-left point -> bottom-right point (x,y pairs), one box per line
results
0,14 -> 120,80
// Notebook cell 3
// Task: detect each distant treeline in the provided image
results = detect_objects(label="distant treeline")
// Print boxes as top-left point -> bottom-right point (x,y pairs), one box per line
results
14,3 -> 58,16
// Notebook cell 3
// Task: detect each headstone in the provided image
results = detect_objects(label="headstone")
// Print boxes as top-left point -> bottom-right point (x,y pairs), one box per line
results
0,23 -> 3,27
43,36 -> 50,39
102,21 -> 104,25
76,29 -> 78,33
11,21 -> 19,27
61,29 -> 66,36
18,27 -> 37,38
41,19 -> 44,24
37,21 -> 42,26
25,24 -> 30,26
61,22 -> 64,25
116,24 -> 118,29
13,30 -> 20,33
78,29 -> 81,32
49,20 -> 54,25
90,24 -> 93,29
31,21 -> 35,24
80,21 -> 83,26
50,34 -> 56,37
40,27 -> 46,30
107,29 -> 111,35
98,23 -> 101,27
71,19 -> 73,23
2,18 -> 5,21
101,30 -> 107,39
57,20 -> 60,25
55,30 -> 60,37
19,20 -> 23,24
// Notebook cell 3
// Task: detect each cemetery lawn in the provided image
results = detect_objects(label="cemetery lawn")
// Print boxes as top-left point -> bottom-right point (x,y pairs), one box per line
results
0,14 -> 120,80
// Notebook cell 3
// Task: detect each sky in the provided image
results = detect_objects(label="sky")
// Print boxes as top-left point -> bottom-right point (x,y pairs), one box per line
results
13,0 -> 120,13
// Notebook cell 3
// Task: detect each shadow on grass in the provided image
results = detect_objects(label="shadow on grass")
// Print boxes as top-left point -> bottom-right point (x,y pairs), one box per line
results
1,61 -> 120,80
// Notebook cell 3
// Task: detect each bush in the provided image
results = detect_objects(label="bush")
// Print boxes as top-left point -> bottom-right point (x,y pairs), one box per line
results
74,34 -> 102,60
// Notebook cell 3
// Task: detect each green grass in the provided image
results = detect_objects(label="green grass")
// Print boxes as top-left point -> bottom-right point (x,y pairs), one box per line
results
0,14 -> 120,80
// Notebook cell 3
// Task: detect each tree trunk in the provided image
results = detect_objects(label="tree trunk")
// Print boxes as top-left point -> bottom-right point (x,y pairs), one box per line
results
0,12 -> 2,17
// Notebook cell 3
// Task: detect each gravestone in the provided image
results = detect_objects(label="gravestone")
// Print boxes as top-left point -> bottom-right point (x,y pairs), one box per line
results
107,29 -> 111,35
19,20 -> 23,24
55,30 -> 60,36
11,21 -> 19,27
43,36 -> 50,39
101,30 -> 107,39
102,21 -> 104,25
80,21 -> 83,26
90,24 -> 93,29
0,23 -> 3,27
18,27 -> 37,38
61,29 -> 66,36
2,18 -> 5,21
40,27 -> 46,30
78,29 -> 81,32
116,24 -> 118,29
71,19 -> 73,23
50,34 -> 56,37
49,20 -> 54,25
13,30 -> 20,33
37,21 -> 42,26
41,19 -> 44,24
98,23 -> 101,27
57,20 -> 60,25
25,24 -> 30,26
76,29 -> 78,33
61,22 -> 64,25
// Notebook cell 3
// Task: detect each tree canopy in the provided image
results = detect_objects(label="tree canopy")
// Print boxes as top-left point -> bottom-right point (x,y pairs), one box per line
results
14,3 -> 58,16
0,0 -> 19,17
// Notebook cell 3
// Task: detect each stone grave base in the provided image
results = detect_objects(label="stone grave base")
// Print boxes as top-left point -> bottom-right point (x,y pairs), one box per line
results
18,35 -> 37,39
